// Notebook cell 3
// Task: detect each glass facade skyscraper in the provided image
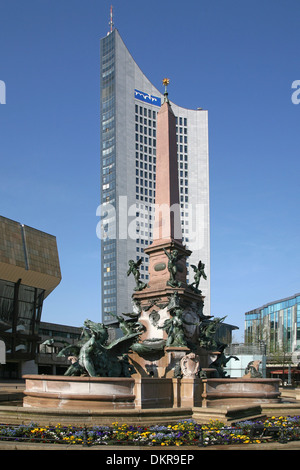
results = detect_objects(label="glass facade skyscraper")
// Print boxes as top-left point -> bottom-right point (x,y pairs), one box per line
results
100,29 -> 210,324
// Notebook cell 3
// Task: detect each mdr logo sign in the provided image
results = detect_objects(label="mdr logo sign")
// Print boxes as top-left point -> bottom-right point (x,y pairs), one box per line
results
0,80 -> 6,104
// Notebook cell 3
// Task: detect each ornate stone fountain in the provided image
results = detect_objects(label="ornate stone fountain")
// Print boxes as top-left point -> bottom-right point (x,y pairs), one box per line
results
22,80 -> 280,423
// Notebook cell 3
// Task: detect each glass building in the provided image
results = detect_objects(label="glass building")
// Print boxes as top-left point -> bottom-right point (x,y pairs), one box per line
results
100,29 -> 210,324
245,293 -> 300,353
0,216 -> 61,377
0,279 -> 44,358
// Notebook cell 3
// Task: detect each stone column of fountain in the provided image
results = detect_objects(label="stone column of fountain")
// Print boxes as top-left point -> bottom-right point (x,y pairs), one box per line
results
126,80 -> 211,407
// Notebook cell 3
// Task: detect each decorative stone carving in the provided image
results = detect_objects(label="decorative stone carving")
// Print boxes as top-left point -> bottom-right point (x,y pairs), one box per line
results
149,310 -> 160,327
180,352 -> 201,378
243,360 -> 262,378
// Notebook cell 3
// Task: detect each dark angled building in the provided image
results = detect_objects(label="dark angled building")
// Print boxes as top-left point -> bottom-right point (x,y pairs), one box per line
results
0,216 -> 61,378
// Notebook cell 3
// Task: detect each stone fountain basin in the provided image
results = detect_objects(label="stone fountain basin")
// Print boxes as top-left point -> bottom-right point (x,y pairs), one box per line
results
23,375 -> 136,410
202,378 -> 281,407
23,375 -> 281,411
22,375 -> 182,410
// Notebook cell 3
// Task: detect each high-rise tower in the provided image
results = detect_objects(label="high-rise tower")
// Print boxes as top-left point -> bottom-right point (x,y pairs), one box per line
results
99,28 -> 210,323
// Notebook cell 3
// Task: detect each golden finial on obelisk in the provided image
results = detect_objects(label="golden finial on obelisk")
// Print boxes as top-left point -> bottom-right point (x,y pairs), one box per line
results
162,78 -> 170,103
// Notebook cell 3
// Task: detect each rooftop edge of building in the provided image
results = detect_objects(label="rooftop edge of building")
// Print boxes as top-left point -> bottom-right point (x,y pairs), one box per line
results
0,215 -> 61,298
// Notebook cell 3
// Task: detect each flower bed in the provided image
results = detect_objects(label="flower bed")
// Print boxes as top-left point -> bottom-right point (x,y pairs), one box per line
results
0,416 -> 300,447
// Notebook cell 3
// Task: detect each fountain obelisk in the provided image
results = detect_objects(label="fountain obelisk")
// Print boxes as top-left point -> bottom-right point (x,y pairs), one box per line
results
130,80 -> 205,377
142,79 -> 192,292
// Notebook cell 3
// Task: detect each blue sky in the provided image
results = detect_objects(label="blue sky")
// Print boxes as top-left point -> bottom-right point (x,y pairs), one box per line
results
0,0 -> 299,341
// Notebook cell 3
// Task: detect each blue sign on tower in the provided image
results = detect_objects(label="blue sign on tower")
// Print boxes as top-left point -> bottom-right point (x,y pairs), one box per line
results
134,89 -> 161,107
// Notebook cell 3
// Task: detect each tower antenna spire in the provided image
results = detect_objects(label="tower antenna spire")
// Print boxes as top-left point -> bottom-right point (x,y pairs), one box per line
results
162,78 -> 170,103
109,5 -> 114,33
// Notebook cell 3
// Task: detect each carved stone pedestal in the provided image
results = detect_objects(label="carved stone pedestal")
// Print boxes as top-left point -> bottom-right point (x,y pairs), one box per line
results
129,346 -> 190,378
133,376 -> 203,409
179,378 -> 203,407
